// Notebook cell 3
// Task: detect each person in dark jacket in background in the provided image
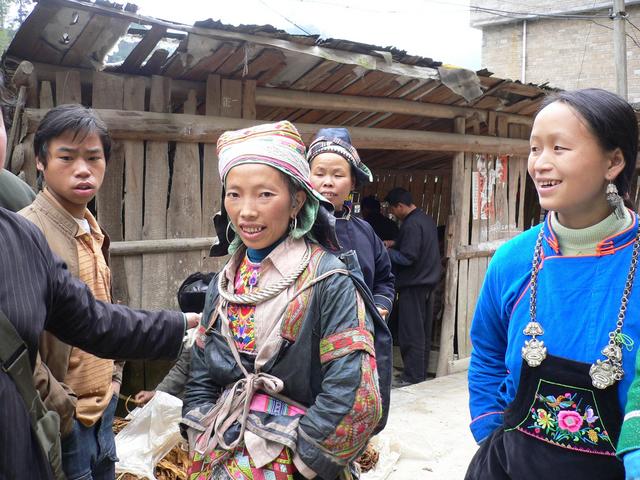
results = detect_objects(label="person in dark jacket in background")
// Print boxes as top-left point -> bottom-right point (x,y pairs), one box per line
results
308,127 -> 395,318
385,187 -> 441,386
360,195 -> 399,242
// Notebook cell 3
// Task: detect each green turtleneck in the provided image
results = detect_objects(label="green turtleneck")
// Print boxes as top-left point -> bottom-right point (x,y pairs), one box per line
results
551,208 -> 633,256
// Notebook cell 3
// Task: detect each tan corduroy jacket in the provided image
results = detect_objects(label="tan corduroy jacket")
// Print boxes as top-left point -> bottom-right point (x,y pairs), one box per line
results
19,189 -> 122,436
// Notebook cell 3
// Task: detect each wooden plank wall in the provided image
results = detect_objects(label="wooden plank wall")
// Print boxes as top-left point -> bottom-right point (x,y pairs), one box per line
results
361,170 -> 452,227
11,65 -> 536,379
11,69 -> 254,391
437,117 -> 532,375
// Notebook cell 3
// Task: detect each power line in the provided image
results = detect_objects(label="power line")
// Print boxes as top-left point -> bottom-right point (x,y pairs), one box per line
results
470,5 -> 612,20
257,0 -> 314,35
625,17 -> 640,48
294,0 -> 405,15
577,0 -> 598,88
589,19 -> 640,49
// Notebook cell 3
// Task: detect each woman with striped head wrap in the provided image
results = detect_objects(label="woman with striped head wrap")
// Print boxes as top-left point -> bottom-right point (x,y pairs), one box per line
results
182,121 -> 389,480
307,128 -> 395,321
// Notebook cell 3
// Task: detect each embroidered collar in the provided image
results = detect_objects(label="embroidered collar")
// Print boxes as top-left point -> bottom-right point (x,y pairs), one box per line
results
542,210 -> 639,257
224,237 -> 311,284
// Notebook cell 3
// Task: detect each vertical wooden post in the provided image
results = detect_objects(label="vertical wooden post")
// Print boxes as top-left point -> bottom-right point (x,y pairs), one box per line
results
202,77 -> 242,273
167,89 -> 203,308
437,117 -> 465,377
123,76 -> 146,309
201,75 -> 221,238
242,79 -> 257,120
93,72 -> 129,305
141,75 -> 171,310
55,70 -> 82,105
465,122 -> 483,357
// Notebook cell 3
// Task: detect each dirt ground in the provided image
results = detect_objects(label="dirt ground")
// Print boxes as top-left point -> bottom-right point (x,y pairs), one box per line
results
363,372 -> 478,480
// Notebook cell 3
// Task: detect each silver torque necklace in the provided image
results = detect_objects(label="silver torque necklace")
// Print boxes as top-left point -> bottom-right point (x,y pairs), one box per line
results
522,224 -> 640,389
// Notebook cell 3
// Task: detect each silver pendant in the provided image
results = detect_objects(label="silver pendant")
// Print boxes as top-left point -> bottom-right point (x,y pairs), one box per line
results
590,359 -> 623,389
523,321 -> 544,337
522,338 -> 547,367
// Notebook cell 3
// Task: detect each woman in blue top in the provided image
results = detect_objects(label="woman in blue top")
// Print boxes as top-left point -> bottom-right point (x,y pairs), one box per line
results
307,128 -> 395,319
466,88 -> 640,480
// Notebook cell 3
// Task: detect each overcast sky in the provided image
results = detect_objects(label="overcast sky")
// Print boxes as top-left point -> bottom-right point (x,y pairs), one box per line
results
132,0 -> 483,70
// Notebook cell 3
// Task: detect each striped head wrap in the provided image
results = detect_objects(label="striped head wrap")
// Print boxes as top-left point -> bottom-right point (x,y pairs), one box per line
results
216,121 -> 334,253
307,127 -> 373,184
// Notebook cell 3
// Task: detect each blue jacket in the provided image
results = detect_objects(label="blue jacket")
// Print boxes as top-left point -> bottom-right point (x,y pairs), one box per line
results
335,212 -> 395,313
468,214 -> 640,444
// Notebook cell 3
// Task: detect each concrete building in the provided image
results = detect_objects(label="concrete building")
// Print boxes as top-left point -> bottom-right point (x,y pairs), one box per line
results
470,1 -> 640,101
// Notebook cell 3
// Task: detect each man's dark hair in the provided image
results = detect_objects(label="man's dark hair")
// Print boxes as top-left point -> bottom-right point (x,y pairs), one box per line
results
34,104 -> 112,167
361,195 -> 381,212
385,187 -> 413,207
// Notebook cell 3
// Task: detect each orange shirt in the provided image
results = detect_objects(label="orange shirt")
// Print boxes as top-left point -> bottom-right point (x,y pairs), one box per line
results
63,211 -> 114,426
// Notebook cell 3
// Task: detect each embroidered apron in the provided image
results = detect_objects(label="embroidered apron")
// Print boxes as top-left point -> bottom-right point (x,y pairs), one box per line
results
465,354 -> 624,479
466,226 -> 640,480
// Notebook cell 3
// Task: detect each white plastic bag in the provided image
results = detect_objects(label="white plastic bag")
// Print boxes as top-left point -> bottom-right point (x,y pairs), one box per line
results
361,433 -> 402,480
115,391 -> 184,480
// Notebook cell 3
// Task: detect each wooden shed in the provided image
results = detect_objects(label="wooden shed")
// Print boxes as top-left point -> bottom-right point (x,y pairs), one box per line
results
4,0 -> 552,387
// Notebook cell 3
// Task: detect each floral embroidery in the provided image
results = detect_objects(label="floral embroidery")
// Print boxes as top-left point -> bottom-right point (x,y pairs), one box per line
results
321,354 -> 381,460
281,247 -> 325,342
227,257 -> 260,352
515,380 -> 615,456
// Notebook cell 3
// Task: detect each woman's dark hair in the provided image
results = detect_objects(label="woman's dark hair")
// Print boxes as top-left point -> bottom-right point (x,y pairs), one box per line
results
34,104 -> 112,166
538,88 -> 638,208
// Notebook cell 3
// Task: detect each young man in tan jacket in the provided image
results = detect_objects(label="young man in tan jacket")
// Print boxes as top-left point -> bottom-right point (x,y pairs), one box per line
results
20,104 -> 124,480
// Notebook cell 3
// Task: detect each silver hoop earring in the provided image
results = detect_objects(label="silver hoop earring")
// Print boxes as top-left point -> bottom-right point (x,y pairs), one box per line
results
606,181 -> 625,220
289,216 -> 298,235
226,222 -> 234,243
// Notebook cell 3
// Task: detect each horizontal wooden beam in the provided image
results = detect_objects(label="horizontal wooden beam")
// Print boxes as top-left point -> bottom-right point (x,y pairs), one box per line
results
256,87 -> 533,125
22,108 -> 531,155
20,62 -> 532,126
110,237 -> 216,256
455,238 -> 512,260
448,356 -> 470,375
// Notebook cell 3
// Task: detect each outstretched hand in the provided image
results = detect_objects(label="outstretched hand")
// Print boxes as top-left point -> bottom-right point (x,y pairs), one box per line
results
133,390 -> 156,406
185,312 -> 201,329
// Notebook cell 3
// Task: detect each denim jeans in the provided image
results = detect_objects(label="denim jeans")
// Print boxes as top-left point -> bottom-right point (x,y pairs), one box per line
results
61,395 -> 119,480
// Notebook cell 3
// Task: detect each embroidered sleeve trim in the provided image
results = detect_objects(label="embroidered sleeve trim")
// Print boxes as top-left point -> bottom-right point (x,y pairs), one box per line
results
320,355 -> 382,461
319,327 -> 375,364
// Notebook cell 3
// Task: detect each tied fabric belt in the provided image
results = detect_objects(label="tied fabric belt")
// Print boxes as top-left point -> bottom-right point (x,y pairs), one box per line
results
194,372 -> 306,468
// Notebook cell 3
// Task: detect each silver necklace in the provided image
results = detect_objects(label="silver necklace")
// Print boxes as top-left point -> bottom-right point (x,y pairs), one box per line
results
522,223 -> 640,389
